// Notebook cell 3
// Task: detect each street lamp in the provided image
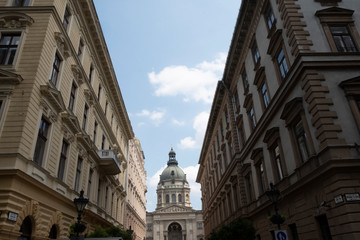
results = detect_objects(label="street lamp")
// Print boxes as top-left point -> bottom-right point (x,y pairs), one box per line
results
265,183 -> 283,229
73,190 -> 89,239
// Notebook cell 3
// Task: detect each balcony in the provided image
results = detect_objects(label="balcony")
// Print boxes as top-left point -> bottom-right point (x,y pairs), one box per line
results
96,150 -> 121,175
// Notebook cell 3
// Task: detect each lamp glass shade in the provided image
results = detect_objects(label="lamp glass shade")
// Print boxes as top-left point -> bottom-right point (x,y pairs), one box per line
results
74,190 -> 89,212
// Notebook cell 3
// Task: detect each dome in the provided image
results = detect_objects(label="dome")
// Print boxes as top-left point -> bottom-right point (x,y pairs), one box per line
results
159,147 -> 187,182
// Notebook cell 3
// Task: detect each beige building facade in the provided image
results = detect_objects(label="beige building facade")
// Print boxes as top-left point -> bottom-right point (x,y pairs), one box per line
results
197,0 -> 360,239
0,0 -> 136,239
124,138 -> 147,240
147,149 -> 204,240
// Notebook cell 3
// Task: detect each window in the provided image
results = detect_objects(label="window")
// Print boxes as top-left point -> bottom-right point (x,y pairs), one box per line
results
98,84 -> 101,101
241,69 -> 249,93
105,101 -> 108,115
257,162 -> 266,193
89,64 -> 94,82
245,174 -> 253,202
105,186 -> 108,210
97,179 -> 101,204
111,114 -> 114,127
101,134 -> 106,150
264,4 -> 275,31
289,223 -> 300,240
178,194 -> 182,202
293,120 -> 310,162
329,25 -> 357,52
93,121 -> 98,142
12,0 -> 30,6
77,39 -> 84,59
251,41 -> 260,66
166,194 -> 169,203
232,89 -> 240,113
316,7 -> 360,53
74,157 -> 82,192
249,106 -> 256,130
0,33 -> 20,65
172,194 -> 176,203
68,82 -> 77,111
340,78 -> 360,132
82,104 -> 88,130
277,49 -> 288,79
63,7 -> 71,31
197,222 -> 203,229
261,83 -> 270,108
272,144 -> 284,180
264,127 -> 287,183
33,118 -> 50,166
87,169 -> 93,198
57,140 -> 68,181
50,53 -> 61,86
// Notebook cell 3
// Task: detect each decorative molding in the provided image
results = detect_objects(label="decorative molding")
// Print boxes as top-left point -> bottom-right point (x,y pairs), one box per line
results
54,32 -> 71,58
71,64 -> 84,85
0,12 -> 34,29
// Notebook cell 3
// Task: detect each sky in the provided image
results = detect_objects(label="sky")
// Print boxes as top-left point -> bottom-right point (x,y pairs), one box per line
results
93,0 -> 241,212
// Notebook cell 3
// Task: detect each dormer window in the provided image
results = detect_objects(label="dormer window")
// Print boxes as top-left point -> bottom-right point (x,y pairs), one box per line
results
171,170 -> 174,175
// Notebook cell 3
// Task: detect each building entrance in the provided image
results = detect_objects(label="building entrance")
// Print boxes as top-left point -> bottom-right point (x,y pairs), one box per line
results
168,222 -> 182,240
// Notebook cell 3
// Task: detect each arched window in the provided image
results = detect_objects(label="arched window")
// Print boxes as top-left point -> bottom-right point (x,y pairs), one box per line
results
158,194 -> 162,203
178,194 -> 182,202
166,194 -> 169,203
18,216 -> 32,240
172,194 -> 176,203
48,224 -> 57,239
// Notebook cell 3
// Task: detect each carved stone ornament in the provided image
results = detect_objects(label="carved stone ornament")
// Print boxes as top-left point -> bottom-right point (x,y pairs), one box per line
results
0,12 -> 34,29
41,99 -> 58,123
62,126 -> 75,143
71,65 -> 84,85
54,32 -> 71,58
84,89 -> 95,106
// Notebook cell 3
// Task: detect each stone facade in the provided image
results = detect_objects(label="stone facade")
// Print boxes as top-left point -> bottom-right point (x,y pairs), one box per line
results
147,149 -> 204,240
124,138 -> 147,240
196,0 -> 360,239
0,0 -> 135,239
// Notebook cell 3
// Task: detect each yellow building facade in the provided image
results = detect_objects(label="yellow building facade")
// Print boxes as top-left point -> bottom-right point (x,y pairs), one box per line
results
197,0 -> 360,239
0,0 -> 135,239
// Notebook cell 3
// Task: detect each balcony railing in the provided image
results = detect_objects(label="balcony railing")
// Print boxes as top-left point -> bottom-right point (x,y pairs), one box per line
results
96,150 -> 121,175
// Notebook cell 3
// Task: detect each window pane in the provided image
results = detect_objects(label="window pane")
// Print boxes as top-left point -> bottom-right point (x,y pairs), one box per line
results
294,120 -> 309,162
0,34 -> 20,65
33,118 -> 50,166
330,25 -> 357,52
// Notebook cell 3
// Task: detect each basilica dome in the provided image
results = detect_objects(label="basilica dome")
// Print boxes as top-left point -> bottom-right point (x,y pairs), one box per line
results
159,148 -> 187,182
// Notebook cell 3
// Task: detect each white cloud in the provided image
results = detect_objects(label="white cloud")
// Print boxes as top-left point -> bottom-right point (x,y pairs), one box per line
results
136,108 -> 166,126
148,53 -> 226,104
172,119 -> 185,126
183,164 -> 201,196
178,111 -> 209,149
147,165 -> 167,188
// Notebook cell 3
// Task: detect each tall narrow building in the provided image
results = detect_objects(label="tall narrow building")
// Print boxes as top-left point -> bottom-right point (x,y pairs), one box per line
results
0,0 -> 135,239
146,148 -> 204,240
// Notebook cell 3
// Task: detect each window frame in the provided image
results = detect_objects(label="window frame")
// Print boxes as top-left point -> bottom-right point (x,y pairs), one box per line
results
12,0 -> 31,6
68,82 -> 77,111
250,39 -> 261,70
50,53 -> 62,87
57,140 -> 69,181
316,8 -> 360,53
62,6 -> 71,32
77,38 -> 84,60
0,32 -> 21,66
33,117 -> 50,167
254,67 -> 271,111
263,2 -> 276,34
74,157 -> 83,192
82,104 -> 88,131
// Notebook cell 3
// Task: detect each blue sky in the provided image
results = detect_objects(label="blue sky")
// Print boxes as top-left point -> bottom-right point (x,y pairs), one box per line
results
93,0 -> 241,211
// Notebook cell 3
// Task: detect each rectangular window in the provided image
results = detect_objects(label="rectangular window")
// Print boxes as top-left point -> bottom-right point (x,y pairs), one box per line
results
89,64 -> 94,82
277,49 -> 288,79
68,82 -> 77,111
289,223 -> 300,240
257,162 -> 266,193
97,179 -> 101,205
232,184 -> 239,209
251,41 -> 260,65
272,145 -> 284,180
0,33 -> 20,65
241,70 -> 249,92
245,175 -> 253,202
63,7 -> 71,30
50,53 -> 61,86
111,114 -> 114,127
57,140 -> 68,181
93,121 -> 98,143
264,4 -> 275,30
233,90 -> 240,112
98,84 -> 101,101
330,25 -> 357,52
87,169 -> 93,198
33,118 -> 50,166
294,120 -> 310,162
105,101 -> 108,115
101,134 -> 106,150
105,186 -> 108,209
12,0 -> 30,6
82,104 -> 88,130
74,157 -> 82,192
77,39 -> 84,58
249,106 -> 256,130
261,83 -> 270,109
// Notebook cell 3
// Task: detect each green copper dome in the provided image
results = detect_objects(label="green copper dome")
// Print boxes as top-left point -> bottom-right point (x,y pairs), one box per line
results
159,148 -> 187,182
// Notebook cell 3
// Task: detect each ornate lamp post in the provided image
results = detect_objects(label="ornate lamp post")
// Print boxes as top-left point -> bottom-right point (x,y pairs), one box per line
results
73,190 -> 89,239
265,183 -> 283,229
